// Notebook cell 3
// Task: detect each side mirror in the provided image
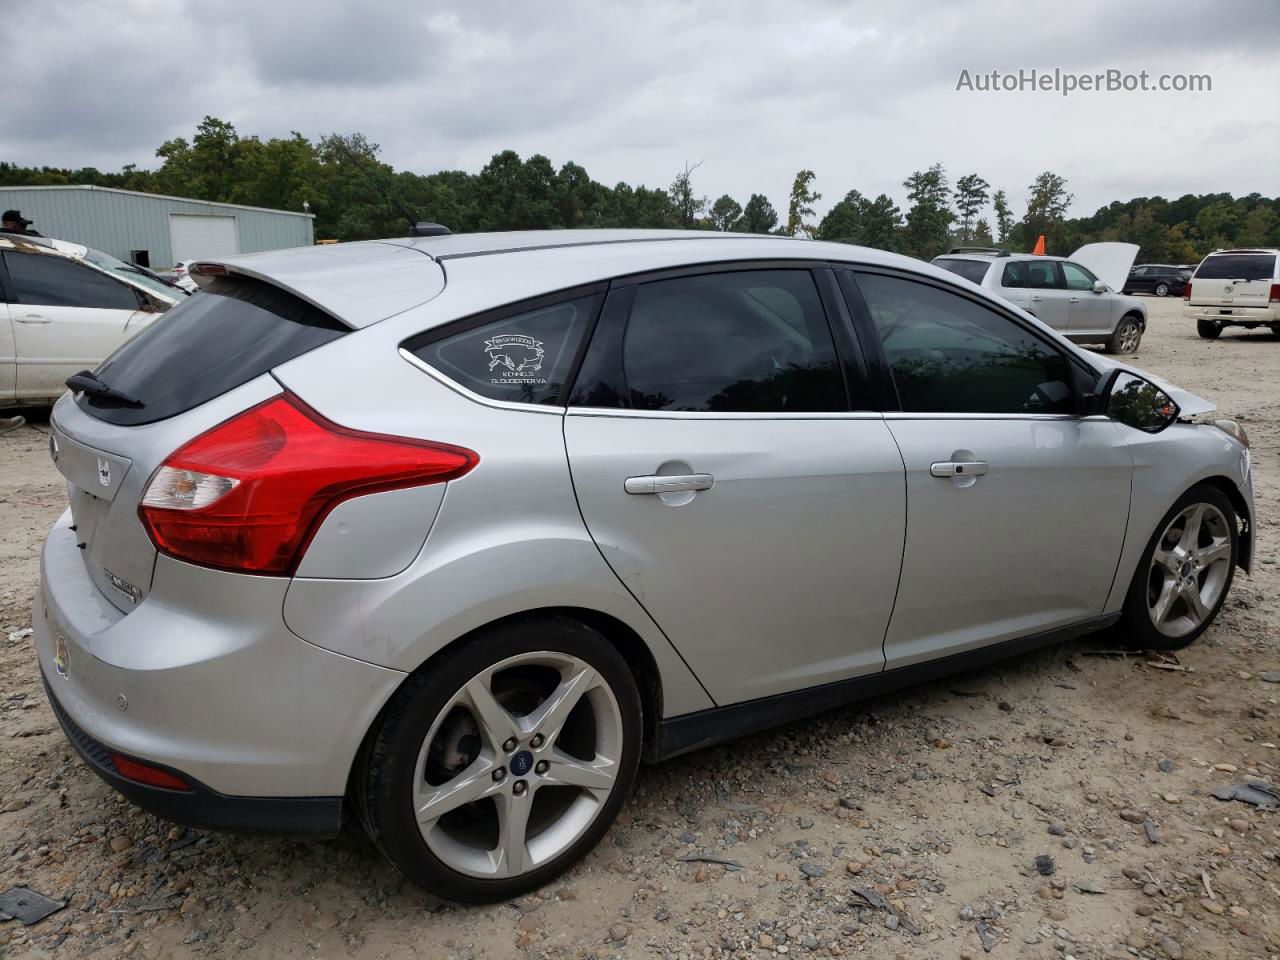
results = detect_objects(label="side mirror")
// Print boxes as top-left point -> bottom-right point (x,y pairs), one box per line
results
1092,279 -> 1108,294
1097,369 -> 1179,433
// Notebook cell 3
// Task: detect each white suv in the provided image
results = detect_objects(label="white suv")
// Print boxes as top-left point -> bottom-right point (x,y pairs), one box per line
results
1185,249 -> 1280,339
933,243 -> 1147,354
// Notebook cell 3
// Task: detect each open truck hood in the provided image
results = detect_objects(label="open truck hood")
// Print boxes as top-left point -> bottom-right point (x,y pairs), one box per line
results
1070,242 -> 1139,292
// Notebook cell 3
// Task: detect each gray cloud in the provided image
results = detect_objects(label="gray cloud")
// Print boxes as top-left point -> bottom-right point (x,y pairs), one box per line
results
3,0 -> 1277,221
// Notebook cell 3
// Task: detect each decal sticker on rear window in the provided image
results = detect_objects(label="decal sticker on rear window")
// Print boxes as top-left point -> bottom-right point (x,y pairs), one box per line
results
484,334 -> 547,384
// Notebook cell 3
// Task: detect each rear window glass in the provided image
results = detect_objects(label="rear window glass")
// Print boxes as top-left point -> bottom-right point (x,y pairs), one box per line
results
77,277 -> 346,426
405,295 -> 598,405
932,258 -> 991,285
1194,254 -> 1276,281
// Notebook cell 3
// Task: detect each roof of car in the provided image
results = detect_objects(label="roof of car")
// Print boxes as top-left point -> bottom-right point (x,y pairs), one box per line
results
199,230 -> 968,329
935,252 -> 1067,264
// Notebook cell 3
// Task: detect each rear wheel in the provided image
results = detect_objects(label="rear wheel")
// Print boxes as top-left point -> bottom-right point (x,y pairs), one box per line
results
358,615 -> 642,902
1270,323 -> 1280,337
1120,485 -> 1237,651
1197,319 -> 1222,339
1154,282 -> 1170,297
1105,315 -> 1143,354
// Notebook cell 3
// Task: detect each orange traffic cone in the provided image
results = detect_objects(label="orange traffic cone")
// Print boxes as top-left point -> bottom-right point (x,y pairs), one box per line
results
1032,235 -> 1046,255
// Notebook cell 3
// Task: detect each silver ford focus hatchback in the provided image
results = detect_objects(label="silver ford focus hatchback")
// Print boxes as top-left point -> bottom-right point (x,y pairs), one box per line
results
36,230 -> 1254,902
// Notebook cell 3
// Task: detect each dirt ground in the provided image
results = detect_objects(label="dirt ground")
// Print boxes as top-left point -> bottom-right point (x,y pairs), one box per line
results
1,296 -> 1276,960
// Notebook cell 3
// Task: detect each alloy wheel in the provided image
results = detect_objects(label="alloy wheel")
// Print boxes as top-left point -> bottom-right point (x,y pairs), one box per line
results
412,651 -> 623,879
1146,502 -> 1232,639
1155,282 -> 1169,297
1118,321 -> 1141,353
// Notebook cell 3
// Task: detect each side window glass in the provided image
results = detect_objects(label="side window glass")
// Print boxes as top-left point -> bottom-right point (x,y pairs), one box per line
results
1024,260 -> 1063,290
1001,261 -> 1027,287
1061,262 -> 1096,291
1131,267 -> 1146,277
407,295 -> 596,405
6,252 -> 141,310
621,270 -> 845,413
856,273 -> 1074,415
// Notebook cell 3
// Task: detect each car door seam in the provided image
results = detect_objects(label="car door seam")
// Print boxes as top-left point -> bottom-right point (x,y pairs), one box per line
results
878,418 -> 910,674
559,410 -> 719,709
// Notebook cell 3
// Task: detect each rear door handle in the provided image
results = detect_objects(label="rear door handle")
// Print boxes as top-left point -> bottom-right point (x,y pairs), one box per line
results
624,473 -> 714,495
1068,296 -> 1080,303
930,461 -> 989,478
1030,295 -> 1043,302
15,314 -> 51,324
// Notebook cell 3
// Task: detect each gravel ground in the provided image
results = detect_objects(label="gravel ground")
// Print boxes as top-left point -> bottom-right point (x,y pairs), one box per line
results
1,296 -> 1277,960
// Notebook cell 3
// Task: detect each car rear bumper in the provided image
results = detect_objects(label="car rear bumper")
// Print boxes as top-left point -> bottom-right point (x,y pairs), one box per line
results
42,671 -> 343,834
1185,305 -> 1279,324
34,509 -> 406,816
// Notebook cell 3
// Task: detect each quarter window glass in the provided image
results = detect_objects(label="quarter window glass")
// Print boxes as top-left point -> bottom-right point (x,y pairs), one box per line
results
1061,262 -> 1096,290
857,273 -> 1074,415
1024,260 -> 1063,290
5,252 -> 141,310
1001,261 -> 1028,287
932,258 -> 991,284
621,270 -> 845,413
409,296 -> 596,405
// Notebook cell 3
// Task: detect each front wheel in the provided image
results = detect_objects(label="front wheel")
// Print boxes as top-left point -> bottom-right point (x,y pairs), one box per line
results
357,615 -> 642,902
1197,319 -> 1222,339
1119,485 -> 1238,651
1106,315 -> 1143,354
1154,282 -> 1170,297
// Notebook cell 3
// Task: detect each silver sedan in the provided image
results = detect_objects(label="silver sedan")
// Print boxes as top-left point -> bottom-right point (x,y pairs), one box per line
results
35,230 -> 1253,901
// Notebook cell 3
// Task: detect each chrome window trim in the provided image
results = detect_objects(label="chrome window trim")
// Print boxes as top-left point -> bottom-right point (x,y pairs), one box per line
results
565,407 -> 884,421
398,348 -> 566,416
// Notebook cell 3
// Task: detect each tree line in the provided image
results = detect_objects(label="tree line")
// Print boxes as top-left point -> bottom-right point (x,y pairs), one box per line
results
3,116 -> 1277,263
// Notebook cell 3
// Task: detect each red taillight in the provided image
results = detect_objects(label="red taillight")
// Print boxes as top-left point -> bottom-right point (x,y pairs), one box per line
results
1183,282 -> 1192,301
139,393 -> 478,574
108,752 -> 193,791
1270,283 -> 1280,304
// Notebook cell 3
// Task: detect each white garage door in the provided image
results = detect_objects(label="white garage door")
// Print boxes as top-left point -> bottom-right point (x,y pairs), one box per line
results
169,214 -> 238,264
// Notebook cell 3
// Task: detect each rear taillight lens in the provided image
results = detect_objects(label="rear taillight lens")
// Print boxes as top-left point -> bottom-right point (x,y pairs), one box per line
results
108,752 -> 193,791
1183,282 -> 1192,300
1269,283 -> 1280,303
140,393 -> 477,574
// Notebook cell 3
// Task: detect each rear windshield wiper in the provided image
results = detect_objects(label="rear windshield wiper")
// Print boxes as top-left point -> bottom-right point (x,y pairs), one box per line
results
66,370 -> 144,408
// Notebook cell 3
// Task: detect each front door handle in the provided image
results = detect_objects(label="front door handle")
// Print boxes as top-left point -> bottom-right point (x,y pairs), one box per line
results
624,473 -> 714,495
15,314 -> 51,324
1030,295 -> 1043,302
1068,296 -> 1080,303
930,461 -> 989,478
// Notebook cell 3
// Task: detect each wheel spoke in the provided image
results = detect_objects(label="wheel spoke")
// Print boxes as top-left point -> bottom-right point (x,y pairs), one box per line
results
1152,545 -> 1182,574
1178,504 -> 1206,551
543,747 -> 616,798
1151,578 -> 1178,626
415,758 -> 498,826
1196,537 -> 1231,567
1184,584 -> 1209,622
494,791 -> 533,877
523,664 -> 599,742
463,675 -> 520,750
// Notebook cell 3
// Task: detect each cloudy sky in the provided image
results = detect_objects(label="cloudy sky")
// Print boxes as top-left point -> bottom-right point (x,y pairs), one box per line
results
4,0 -> 1278,221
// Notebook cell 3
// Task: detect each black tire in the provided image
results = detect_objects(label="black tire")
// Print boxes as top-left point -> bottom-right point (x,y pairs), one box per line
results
1154,282 -> 1169,297
1105,315 -> 1142,354
1270,323 -> 1280,337
357,615 -> 642,902
1197,319 -> 1222,339
1118,484 -> 1238,651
